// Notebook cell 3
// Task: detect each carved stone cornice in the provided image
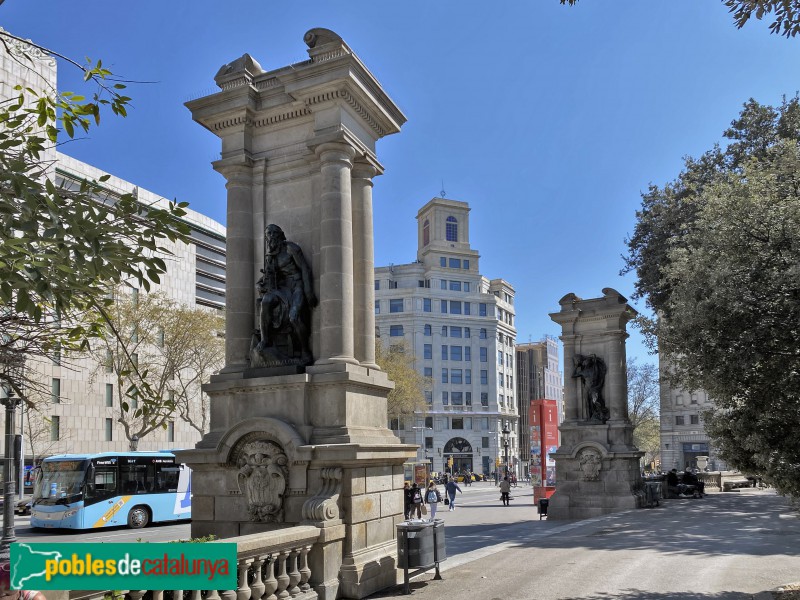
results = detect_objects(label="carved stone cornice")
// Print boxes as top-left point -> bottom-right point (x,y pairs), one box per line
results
0,28 -> 56,66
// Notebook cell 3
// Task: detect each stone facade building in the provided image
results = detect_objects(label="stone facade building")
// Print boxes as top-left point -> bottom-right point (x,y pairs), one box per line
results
375,198 -> 518,477
0,29 -> 226,466
516,336 -> 563,477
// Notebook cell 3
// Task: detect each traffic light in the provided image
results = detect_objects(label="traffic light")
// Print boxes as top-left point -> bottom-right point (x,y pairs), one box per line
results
495,458 -> 501,467
447,456 -> 453,468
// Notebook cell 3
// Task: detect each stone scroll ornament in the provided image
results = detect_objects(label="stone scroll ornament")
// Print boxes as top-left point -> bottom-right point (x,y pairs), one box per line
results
301,467 -> 342,522
236,440 -> 289,523
578,448 -> 602,481
250,224 -> 318,368
572,353 -> 610,424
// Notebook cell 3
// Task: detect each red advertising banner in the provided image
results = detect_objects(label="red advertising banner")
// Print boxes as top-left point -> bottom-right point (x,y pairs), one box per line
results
529,399 -> 559,488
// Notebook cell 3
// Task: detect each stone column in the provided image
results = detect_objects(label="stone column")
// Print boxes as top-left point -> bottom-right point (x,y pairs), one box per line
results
215,160 -> 254,372
316,142 -> 358,365
561,335 -> 579,421
351,163 -> 378,368
605,331 -> 629,421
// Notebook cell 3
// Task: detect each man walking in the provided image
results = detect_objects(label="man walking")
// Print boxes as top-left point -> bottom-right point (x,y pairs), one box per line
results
445,478 -> 462,511
500,476 -> 511,506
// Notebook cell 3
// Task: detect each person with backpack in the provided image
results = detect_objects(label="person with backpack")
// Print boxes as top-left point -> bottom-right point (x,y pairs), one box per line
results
425,480 -> 442,521
409,482 -> 423,519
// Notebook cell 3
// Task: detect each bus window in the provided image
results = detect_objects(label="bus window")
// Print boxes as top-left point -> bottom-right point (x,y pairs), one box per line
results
86,466 -> 118,500
154,464 -> 180,493
120,461 -> 153,494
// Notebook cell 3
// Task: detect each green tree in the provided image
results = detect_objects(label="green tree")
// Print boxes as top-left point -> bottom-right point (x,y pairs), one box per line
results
627,359 -> 660,470
624,96 -> 800,497
0,31 -> 189,411
559,0 -> 800,37
375,339 -> 430,422
88,287 -> 224,444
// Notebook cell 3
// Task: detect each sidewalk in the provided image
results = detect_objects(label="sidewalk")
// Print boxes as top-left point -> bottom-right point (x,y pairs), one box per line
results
368,488 -> 800,599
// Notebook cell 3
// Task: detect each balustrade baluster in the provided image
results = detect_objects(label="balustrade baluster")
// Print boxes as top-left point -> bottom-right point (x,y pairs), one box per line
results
127,592 -> 146,600
151,591 -> 164,600
250,557 -> 266,600
221,588 -> 237,600
275,551 -> 290,600
286,550 -> 300,597
172,590 -> 184,600
189,591 -> 201,600
298,546 -> 311,593
263,555 -> 278,600
206,589 -> 222,600
237,558 -> 253,600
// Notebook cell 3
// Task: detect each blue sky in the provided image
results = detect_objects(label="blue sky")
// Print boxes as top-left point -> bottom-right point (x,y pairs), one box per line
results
4,1 -> 800,366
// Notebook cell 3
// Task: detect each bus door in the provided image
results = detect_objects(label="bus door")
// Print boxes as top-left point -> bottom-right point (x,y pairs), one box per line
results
84,458 -> 123,527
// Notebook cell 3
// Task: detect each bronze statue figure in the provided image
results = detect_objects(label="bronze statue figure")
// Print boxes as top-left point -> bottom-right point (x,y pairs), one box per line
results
251,224 -> 317,367
572,353 -> 609,423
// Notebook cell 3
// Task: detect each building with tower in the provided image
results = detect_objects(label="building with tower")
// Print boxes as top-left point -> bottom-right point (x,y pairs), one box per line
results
375,197 -> 518,478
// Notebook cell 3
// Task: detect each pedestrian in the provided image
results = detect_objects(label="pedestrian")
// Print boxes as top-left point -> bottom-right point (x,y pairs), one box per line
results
500,476 -> 511,506
445,478 -> 462,510
464,470 -> 472,486
403,481 -> 413,519
410,482 -> 423,519
425,480 -> 442,521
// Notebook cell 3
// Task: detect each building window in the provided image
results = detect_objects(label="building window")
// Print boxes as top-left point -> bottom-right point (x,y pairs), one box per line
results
451,417 -> 464,430
450,301 -> 462,314
481,370 -> 488,385
105,383 -> 114,408
451,346 -> 462,361
424,324 -> 432,336
690,394 -> 698,404
675,416 -> 685,425
465,369 -> 472,384
441,345 -> 448,360
442,369 -> 449,384
50,416 -> 60,441
51,378 -> 60,403
424,367 -> 433,378
452,392 -> 463,405
375,301 -> 381,315
425,416 -> 434,428
105,418 -> 113,441
480,328 -> 487,339
375,280 -> 380,290
131,288 -> 139,308
482,436 -> 490,448
464,302 -> 471,315
463,260 -> 470,270
105,349 -> 113,373
466,392 -> 472,405
448,258 -> 461,269
498,350 -> 503,366
451,370 -> 463,384
424,298 -> 432,312
424,344 -> 432,359
389,325 -> 404,337
446,216 -> 458,242
52,344 -> 61,366
423,219 -> 430,246
168,421 -> 175,442
425,436 -> 433,450
389,280 -> 398,289
389,299 -> 403,313
441,326 -> 448,337
676,394 -> 684,405
480,348 -> 488,362
481,392 -> 489,406
441,300 -> 448,313
440,257 -> 447,267
464,327 -> 471,338
499,394 -> 505,406
449,281 -> 462,292
690,414 -> 700,425
465,347 -> 471,361
425,391 -> 432,404
499,374 -> 504,388
131,353 -> 138,368
479,303 -> 487,317
451,326 -> 462,338
440,280 -> 448,290
442,392 -> 449,405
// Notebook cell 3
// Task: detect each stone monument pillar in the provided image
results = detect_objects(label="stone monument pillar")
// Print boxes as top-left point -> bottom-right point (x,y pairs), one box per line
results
547,288 -> 644,519
177,29 -> 415,599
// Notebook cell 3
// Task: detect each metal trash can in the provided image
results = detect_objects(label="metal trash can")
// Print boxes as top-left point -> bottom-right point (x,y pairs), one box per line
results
644,481 -> 661,508
397,519 -> 447,594
397,521 -> 435,569
538,498 -> 549,519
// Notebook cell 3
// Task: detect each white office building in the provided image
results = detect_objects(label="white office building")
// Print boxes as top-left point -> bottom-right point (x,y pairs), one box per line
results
375,198 -> 518,477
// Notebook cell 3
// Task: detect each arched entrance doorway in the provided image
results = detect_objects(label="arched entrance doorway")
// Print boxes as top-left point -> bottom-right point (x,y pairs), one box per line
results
443,437 -> 473,474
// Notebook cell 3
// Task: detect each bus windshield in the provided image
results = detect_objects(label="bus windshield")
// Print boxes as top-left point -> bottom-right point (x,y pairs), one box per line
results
33,459 -> 89,504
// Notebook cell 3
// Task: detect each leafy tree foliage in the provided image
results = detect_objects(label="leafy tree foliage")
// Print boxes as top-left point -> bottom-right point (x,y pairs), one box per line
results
0,31 -> 189,409
559,0 -> 800,37
87,287 -> 224,443
627,359 -> 660,469
624,96 -> 800,497
375,339 -> 430,422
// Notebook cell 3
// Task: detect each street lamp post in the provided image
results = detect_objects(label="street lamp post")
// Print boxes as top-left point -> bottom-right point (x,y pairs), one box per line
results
502,422 -> 511,481
0,351 -> 25,558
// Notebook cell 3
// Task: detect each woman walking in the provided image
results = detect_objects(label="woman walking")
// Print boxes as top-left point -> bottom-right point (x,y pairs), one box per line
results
425,480 -> 442,521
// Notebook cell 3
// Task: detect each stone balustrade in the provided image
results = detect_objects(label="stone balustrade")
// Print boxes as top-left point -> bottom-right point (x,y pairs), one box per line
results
71,526 -> 321,600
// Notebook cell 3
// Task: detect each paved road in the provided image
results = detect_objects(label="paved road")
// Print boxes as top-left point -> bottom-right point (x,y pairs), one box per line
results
371,487 -> 800,600
15,515 -> 191,543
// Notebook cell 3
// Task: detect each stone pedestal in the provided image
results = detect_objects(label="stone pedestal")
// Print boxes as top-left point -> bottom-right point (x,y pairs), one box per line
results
179,29 -> 412,599
547,288 -> 644,520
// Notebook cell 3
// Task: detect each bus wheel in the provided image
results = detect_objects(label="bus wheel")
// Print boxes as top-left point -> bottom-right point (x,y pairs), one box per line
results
128,506 -> 150,529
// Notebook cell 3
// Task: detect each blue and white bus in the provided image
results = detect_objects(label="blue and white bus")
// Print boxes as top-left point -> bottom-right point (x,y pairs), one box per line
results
30,451 -> 191,530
